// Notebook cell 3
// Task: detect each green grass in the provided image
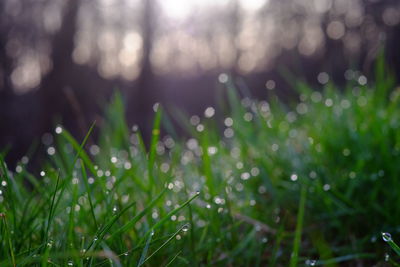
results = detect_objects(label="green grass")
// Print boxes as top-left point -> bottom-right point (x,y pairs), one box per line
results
1,58 -> 400,266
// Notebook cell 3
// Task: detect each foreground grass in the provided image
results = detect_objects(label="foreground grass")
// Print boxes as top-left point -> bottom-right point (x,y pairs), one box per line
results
1,60 -> 400,266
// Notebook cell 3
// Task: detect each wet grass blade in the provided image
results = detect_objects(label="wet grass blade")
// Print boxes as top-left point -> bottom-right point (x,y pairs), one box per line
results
148,191 -> 200,233
137,230 -> 154,267
140,223 -> 189,266
1,213 -> 16,267
165,251 -> 182,267
43,170 -> 61,248
148,106 -> 162,192
316,253 -> 376,265
136,191 -> 200,251
290,185 -> 307,267
59,122 -> 97,175
382,232 -> 400,256
0,156 -> 16,228
86,201 -> 137,253
108,188 -> 167,240
80,160 -> 98,230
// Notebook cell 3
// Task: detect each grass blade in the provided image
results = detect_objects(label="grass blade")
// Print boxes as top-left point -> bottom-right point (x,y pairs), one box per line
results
290,185 -> 307,267
80,160 -> 98,230
1,213 -> 16,267
137,230 -> 154,267
165,251 -> 182,267
382,232 -> 400,256
43,170 -> 61,248
148,106 -> 162,192
108,187 -> 167,240
140,223 -> 189,266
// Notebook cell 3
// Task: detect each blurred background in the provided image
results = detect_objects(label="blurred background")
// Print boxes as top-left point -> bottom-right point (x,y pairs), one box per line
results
1,0 -> 400,166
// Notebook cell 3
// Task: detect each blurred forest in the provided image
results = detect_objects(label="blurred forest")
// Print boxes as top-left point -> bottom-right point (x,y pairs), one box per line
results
1,0 -> 400,166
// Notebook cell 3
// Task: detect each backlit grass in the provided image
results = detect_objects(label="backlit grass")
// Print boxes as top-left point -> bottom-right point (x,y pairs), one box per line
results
1,56 -> 400,266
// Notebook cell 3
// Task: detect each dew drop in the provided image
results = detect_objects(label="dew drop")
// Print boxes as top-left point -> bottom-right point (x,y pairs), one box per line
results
67,261 -> 73,266
55,126 -> 63,134
182,224 -> 189,232
382,232 -> 392,242
305,259 -> 317,266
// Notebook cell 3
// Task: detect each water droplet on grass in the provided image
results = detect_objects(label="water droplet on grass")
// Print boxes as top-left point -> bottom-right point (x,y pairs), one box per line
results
385,253 -> 390,261
305,259 -> 317,266
55,126 -> 63,134
382,232 -> 392,242
182,225 -> 189,232
67,261 -> 73,266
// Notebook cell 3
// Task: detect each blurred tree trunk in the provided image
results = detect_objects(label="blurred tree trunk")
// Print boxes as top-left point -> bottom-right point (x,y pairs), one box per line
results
38,0 -> 80,132
0,1 -> 13,98
127,0 -> 158,140
228,0 -> 240,78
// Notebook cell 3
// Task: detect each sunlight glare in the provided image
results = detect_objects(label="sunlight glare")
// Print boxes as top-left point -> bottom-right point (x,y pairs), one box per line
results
159,0 -> 229,20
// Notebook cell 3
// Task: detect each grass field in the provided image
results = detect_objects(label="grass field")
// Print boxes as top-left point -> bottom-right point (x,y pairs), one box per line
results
1,57 -> 400,266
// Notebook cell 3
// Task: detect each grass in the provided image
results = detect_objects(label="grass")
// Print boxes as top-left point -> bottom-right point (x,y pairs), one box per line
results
1,56 -> 400,266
